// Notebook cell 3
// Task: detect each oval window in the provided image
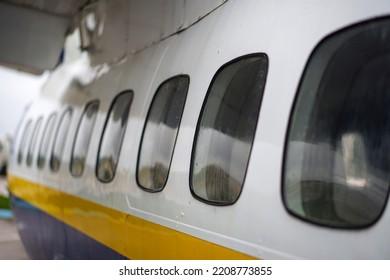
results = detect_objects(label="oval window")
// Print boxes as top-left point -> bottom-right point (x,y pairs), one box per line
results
50,109 -> 73,172
191,54 -> 268,205
26,117 -> 43,166
96,91 -> 133,183
17,120 -> 32,165
71,100 -> 99,177
137,75 -> 189,191
37,113 -> 57,169
283,18 -> 390,228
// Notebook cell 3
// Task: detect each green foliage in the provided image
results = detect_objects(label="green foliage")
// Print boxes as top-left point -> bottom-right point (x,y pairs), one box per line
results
0,195 -> 10,209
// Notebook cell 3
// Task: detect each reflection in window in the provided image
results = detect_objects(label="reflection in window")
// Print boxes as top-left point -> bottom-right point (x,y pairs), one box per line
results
137,76 -> 189,191
283,18 -> 390,228
17,120 -> 32,164
50,109 -> 72,172
27,117 -> 43,166
38,114 -> 57,169
71,100 -> 99,177
97,91 -> 133,182
191,54 -> 268,205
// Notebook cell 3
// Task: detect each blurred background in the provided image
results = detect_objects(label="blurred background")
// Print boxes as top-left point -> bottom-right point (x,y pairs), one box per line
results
0,66 -> 47,259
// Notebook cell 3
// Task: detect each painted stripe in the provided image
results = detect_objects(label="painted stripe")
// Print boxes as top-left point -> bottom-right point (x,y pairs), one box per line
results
8,175 -> 255,259
10,195 -> 126,259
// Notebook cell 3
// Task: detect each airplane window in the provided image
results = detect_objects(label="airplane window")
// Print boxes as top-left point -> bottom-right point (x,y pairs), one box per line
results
97,91 -> 133,183
26,117 -> 43,166
71,100 -> 99,177
283,18 -> 390,228
137,75 -> 189,191
191,54 -> 268,205
50,109 -> 73,172
17,120 -> 32,165
37,113 -> 57,169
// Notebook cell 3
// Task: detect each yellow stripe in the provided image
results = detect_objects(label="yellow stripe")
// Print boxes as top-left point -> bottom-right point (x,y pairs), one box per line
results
8,175 -> 255,260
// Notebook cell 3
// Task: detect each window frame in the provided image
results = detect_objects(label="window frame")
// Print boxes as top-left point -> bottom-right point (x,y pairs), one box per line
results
136,75 -> 190,192
49,107 -> 73,172
17,119 -> 32,165
281,17 -> 390,229
37,113 -> 57,169
190,53 -> 269,206
26,116 -> 43,167
96,90 -> 133,183
70,100 -> 100,178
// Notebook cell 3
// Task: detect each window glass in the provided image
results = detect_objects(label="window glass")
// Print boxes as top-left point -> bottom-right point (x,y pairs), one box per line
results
50,109 -> 72,172
97,91 -> 133,182
283,18 -> 390,228
191,54 -> 268,205
71,100 -> 99,177
17,120 -> 32,164
38,114 -> 57,169
137,75 -> 189,191
26,117 -> 43,166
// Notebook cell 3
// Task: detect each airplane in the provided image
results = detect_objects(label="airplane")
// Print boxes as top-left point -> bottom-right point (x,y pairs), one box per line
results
4,0 -> 390,259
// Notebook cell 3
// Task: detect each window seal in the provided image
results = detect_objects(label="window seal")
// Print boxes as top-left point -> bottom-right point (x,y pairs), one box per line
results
96,90 -> 133,183
136,75 -> 190,193
26,116 -> 43,167
37,113 -> 57,170
17,119 -> 32,165
281,17 -> 390,230
189,53 -> 268,206
70,99 -> 100,178
50,107 -> 73,172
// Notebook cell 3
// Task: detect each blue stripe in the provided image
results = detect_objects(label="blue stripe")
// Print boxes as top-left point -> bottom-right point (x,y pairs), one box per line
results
0,209 -> 12,219
10,194 -> 127,260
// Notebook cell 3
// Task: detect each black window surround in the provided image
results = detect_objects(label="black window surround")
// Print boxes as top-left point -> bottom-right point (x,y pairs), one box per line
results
96,91 -> 133,183
26,117 -> 43,167
190,53 -> 269,206
17,119 -> 32,165
137,75 -> 190,192
50,108 -> 73,172
70,100 -> 100,178
282,17 -> 390,229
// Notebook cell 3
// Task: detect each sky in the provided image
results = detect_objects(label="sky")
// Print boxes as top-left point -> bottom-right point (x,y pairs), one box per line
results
0,66 -> 48,140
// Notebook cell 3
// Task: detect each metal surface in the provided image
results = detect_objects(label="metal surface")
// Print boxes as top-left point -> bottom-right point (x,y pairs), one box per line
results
6,0 -> 390,259
1,0 -> 88,17
0,0 -> 227,74
0,2 -> 70,74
